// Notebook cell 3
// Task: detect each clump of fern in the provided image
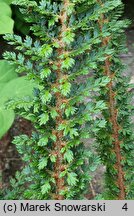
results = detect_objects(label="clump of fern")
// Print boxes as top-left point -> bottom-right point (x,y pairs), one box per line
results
3,0 -> 109,199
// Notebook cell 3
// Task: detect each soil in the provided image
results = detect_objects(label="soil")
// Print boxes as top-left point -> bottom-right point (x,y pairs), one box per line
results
0,118 -> 33,189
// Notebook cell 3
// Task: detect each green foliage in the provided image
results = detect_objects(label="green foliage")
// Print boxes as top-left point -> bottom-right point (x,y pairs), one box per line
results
0,0 -> 14,34
0,60 -> 17,82
0,76 -> 35,106
0,0 -> 31,137
94,0 -> 134,200
1,171 -> 26,200
0,109 -> 15,141
2,0 -> 134,200
0,0 -> 32,35
2,0 -> 109,200
12,6 -> 30,35
0,60 -> 35,138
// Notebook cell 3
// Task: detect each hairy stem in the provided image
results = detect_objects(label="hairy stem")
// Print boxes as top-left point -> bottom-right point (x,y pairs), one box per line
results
53,0 -> 70,200
97,0 -> 126,199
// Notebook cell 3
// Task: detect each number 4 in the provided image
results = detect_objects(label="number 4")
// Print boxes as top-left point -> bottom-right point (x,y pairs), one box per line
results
122,203 -> 128,211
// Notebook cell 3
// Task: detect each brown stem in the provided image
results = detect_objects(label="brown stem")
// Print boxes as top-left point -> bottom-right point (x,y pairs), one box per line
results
90,182 -> 96,199
97,0 -> 126,199
53,0 -> 70,200
0,133 -> 11,190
